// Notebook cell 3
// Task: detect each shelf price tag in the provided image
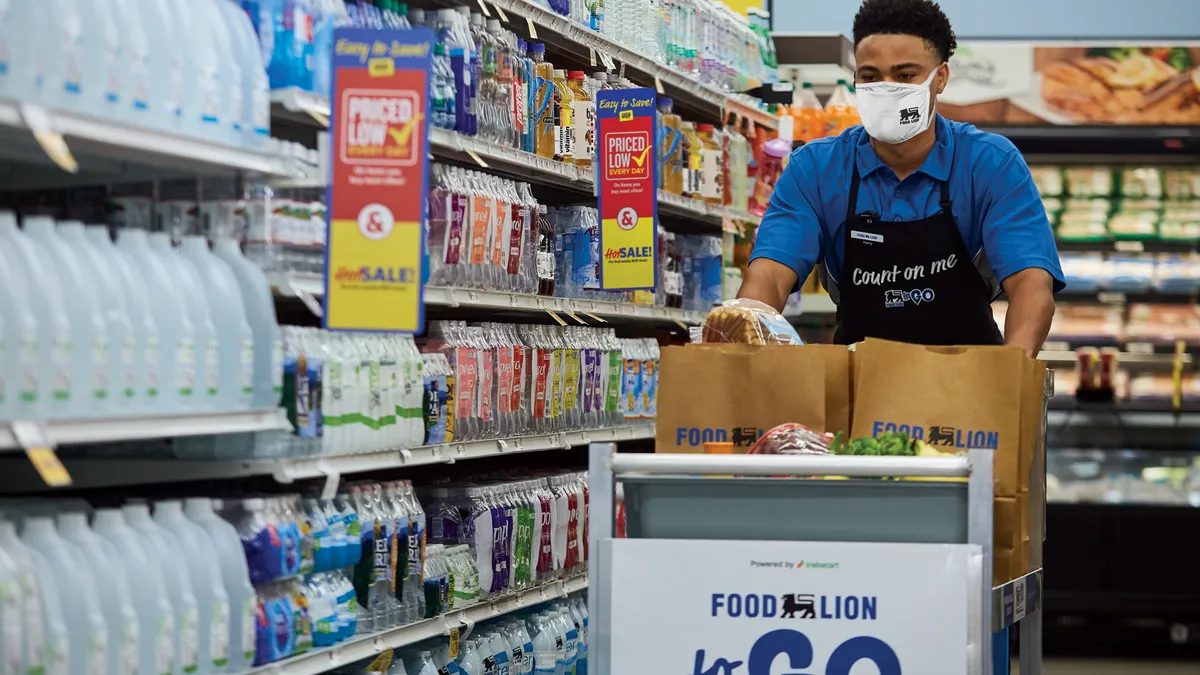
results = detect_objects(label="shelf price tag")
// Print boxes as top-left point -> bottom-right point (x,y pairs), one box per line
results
325,27 -> 434,333
526,17 -> 538,39
545,310 -> 568,326
448,627 -> 460,659
319,465 -> 341,501
475,0 -> 491,16
565,311 -> 587,324
10,421 -> 71,488
465,148 -> 490,168
492,2 -> 509,22
19,104 -> 78,174
581,311 -> 606,323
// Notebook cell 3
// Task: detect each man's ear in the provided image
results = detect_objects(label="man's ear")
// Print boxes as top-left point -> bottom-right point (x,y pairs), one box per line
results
937,62 -> 949,94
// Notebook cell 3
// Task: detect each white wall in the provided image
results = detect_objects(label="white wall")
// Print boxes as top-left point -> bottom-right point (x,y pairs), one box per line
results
771,0 -> 1199,40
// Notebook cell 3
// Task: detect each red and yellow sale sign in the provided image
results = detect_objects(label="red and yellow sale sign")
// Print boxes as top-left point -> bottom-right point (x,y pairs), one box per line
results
324,27 -> 433,332
597,89 -> 658,290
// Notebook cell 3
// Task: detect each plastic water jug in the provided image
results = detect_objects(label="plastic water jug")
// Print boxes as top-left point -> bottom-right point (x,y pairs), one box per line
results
185,498 -> 258,672
179,236 -> 255,410
20,516 -> 108,675
124,503 -> 201,675
151,234 -> 221,411
0,214 -> 73,419
92,507 -> 177,675
0,520 -> 69,675
213,237 -> 284,408
24,217 -> 110,416
116,229 -> 196,413
58,511 -> 140,675
59,222 -> 136,414
156,501 -> 231,673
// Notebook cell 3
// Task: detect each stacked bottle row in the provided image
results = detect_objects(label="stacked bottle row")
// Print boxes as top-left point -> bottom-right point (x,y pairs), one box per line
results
234,472 -> 588,670
426,323 -> 660,443
242,184 -> 329,277
785,80 -> 862,144
424,473 -> 591,599
656,98 -> 752,212
546,0 -> 779,94
0,0 -> 270,147
348,595 -> 587,675
0,212 -> 283,423
0,498 -> 258,675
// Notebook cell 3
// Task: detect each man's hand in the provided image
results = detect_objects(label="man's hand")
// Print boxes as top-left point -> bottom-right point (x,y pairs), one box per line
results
737,258 -> 799,313
1001,267 -> 1055,358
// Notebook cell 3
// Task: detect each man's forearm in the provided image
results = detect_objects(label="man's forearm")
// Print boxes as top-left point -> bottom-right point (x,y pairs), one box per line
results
1003,270 -> 1055,357
736,259 -> 798,313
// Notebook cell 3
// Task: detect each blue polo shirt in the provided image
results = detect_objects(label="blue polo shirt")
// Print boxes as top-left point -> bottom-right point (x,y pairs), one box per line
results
750,115 -> 1065,301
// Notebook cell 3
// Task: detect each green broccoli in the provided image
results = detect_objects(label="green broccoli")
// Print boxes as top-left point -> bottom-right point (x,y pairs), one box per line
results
849,436 -> 881,456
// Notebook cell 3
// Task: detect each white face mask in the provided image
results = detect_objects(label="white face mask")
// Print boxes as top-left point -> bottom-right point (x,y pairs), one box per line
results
855,68 -> 941,144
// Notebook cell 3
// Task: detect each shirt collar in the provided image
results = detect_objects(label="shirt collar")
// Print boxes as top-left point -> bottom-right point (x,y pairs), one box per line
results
855,114 -> 954,182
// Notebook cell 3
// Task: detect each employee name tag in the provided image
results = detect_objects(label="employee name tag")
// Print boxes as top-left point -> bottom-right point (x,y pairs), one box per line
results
851,230 -> 884,243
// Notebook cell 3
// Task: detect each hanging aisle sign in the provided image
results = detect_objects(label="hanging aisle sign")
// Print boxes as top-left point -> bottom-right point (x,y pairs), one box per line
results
607,539 -> 981,675
596,88 -> 658,291
324,27 -> 433,333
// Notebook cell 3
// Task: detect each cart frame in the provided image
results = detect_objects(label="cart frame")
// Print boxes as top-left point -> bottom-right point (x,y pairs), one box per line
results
586,446 -> 1043,675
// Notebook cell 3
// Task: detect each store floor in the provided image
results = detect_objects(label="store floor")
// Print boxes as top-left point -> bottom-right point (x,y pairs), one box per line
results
1034,659 -> 1198,674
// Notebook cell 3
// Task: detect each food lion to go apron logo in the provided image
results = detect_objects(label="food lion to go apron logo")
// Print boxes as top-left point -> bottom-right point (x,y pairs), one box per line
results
604,131 -> 651,181
341,89 -> 422,166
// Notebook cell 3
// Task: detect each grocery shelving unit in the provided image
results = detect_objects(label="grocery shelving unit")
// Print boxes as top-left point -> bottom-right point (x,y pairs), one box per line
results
587,446 -> 1043,674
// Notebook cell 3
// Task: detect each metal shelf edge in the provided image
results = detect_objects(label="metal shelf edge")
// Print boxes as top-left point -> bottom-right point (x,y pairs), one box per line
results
278,424 -> 656,481
0,409 -> 292,451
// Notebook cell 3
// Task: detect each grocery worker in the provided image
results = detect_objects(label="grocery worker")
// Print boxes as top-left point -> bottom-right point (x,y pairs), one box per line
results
739,0 -> 1064,356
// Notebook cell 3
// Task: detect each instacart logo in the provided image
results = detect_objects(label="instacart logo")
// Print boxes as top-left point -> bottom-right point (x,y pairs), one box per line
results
797,560 -> 839,569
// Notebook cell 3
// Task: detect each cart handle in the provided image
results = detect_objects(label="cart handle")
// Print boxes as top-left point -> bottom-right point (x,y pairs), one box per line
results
611,453 -> 973,478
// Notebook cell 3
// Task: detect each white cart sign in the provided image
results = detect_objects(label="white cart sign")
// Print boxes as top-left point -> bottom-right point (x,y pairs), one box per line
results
607,539 -> 981,675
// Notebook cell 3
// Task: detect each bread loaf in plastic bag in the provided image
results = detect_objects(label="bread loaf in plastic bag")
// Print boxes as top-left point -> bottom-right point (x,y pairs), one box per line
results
701,298 -> 804,345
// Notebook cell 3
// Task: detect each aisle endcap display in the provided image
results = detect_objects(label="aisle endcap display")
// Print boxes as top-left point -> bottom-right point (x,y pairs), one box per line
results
0,408 -> 291,452
244,576 -> 587,675
0,100 -> 305,181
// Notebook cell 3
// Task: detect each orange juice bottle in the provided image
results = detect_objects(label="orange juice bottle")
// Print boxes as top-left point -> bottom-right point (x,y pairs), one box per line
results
533,49 -> 555,158
824,79 -> 860,138
790,82 -> 826,143
552,69 -> 574,163
681,122 -> 703,200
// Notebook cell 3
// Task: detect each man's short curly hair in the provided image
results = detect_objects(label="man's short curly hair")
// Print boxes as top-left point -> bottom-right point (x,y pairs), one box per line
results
852,0 -> 958,63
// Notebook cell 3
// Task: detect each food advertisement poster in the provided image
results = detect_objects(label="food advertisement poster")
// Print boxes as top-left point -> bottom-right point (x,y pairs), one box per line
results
939,42 -> 1200,125
325,27 -> 432,333
597,88 -> 658,291
607,538 -> 980,675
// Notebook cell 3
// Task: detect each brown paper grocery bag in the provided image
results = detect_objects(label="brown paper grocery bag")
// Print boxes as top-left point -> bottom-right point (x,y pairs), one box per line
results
656,344 -> 844,452
849,339 -> 1029,497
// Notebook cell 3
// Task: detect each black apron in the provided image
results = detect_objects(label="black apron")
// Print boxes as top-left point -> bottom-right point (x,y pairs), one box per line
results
832,163 -> 1003,346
